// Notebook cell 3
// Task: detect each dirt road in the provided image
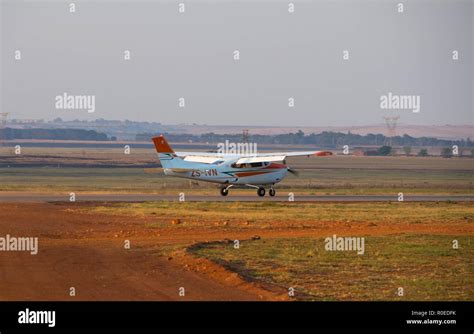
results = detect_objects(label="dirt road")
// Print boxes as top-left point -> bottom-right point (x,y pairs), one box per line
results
0,203 -> 280,301
0,202 -> 471,301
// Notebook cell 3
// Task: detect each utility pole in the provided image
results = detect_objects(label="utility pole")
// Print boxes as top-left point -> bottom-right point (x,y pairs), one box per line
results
242,129 -> 249,143
0,112 -> 9,147
383,116 -> 399,147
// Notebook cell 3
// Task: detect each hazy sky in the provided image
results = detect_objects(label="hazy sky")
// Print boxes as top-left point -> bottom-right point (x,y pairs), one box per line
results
1,0 -> 473,126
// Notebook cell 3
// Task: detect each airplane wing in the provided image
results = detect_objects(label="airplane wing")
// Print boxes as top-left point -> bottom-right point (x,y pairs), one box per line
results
175,150 -> 332,165
182,156 -> 224,164
234,156 -> 287,164
176,151 -> 237,164
176,151 -> 227,157
235,151 -> 332,164
257,151 -> 333,157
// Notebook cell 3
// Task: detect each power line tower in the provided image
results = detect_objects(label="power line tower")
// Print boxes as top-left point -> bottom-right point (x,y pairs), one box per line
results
383,116 -> 399,147
0,112 -> 9,147
242,129 -> 249,143
118,122 -> 126,141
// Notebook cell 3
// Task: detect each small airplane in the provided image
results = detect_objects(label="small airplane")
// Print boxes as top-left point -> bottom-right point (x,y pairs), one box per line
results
152,135 -> 333,197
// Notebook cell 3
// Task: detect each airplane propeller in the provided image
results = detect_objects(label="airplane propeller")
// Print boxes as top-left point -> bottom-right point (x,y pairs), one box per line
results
287,167 -> 300,177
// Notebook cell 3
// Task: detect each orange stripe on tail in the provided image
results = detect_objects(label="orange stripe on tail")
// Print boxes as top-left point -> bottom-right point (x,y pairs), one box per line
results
152,135 -> 175,154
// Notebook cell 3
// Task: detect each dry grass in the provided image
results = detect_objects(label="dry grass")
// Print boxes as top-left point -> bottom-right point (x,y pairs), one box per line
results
190,235 -> 474,301
0,158 -> 472,195
86,201 -> 474,227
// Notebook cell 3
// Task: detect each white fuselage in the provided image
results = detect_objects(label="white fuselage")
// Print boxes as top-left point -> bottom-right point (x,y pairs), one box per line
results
164,161 -> 288,185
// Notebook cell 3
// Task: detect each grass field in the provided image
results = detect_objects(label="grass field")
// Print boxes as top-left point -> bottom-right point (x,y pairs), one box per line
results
83,201 -> 474,300
0,155 -> 472,195
189,235 -> 474,301
86,201 -> 474,227
1,147 -> 472,194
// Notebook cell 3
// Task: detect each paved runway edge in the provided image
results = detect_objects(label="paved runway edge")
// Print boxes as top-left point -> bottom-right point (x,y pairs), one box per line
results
0,193 -> 472,202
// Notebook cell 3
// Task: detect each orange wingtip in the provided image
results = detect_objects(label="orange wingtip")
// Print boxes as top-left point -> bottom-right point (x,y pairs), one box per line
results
314,151 -> 333,156
152,135 -> 175,154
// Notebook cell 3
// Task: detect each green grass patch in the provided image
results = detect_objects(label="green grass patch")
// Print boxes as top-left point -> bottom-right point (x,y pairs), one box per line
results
189,235 -> 474,301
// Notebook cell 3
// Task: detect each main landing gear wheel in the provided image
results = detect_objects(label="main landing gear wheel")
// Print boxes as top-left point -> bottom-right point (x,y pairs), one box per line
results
257,187 -> 266,197
220,187 -> 229,196
269,188 -> 276,197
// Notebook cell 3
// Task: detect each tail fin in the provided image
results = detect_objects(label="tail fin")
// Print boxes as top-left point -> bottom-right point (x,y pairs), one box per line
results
152,135 -> 175,155
152,135 -> 181,170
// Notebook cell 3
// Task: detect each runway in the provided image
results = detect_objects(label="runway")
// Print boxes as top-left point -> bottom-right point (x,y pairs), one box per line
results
0,193 -> 472,202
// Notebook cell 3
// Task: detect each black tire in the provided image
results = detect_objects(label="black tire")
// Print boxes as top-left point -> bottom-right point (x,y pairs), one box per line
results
257,187 -> 265,197
220,187 -> 229,196
269,188 -> 276,197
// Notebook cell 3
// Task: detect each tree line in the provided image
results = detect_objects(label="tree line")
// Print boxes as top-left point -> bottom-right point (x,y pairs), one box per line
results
0,128 -> 109,141
136,130 -> 473,148
2,128 -> 472,148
